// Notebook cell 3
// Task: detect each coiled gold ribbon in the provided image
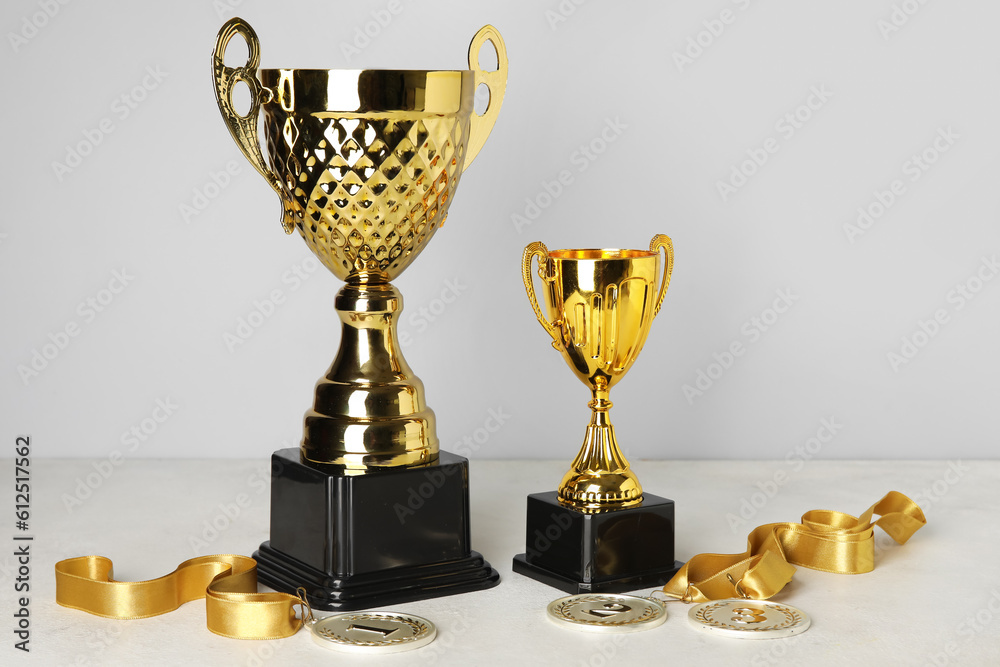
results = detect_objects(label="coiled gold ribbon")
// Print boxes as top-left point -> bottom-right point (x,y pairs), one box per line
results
54,554 -> 306,639
661,490 -> 927,602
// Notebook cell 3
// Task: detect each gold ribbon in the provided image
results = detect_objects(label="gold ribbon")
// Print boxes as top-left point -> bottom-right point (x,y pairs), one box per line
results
55,554 -> 305,639
662,490 -> 927,603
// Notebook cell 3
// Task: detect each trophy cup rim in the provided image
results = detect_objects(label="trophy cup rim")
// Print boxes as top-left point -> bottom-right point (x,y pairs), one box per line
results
257,69 -> 475,115
548,248 -> 658,260
259,68 -> 475,75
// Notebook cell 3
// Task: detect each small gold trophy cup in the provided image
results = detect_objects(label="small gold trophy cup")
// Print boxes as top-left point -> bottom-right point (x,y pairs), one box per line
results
212,17 -> 506,609
513,236 -> 685,593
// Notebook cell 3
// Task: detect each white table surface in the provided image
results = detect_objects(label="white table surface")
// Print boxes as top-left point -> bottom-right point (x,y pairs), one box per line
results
2,458 -> 997,666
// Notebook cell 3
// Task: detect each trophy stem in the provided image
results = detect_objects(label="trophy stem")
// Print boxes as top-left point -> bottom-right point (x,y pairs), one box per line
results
301,280 -> 438,469
557,384 -> 644,511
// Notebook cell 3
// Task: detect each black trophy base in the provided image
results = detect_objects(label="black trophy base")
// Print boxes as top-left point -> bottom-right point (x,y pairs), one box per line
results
253,448 -> 499,611
512,491 -> 684,595
255,542 -> 499,611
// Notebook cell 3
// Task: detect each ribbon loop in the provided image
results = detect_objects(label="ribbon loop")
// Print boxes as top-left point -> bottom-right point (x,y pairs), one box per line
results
662,490 -> 926,603
55,554 -> 304,640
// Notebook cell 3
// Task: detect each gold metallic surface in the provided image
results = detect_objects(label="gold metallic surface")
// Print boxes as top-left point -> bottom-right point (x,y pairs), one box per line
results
661,490 -> 927,603
212,19 -> 286,226
213,18 -> 507,468
55,554 -> 303,639
522,235 -> 673,510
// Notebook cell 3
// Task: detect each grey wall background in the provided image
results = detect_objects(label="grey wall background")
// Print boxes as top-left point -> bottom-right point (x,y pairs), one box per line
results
2,0 -> 998,461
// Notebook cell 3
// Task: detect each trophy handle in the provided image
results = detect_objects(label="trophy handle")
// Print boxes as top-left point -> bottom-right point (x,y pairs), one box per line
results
650,234 -> 675,317
212,18 -> 291,233
522,242 -> 562,350
465,25 -> 508,171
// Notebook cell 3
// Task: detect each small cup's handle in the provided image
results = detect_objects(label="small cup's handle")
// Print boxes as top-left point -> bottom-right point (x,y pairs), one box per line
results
650,234 -> 674,317
522,242 -> 562,350
465,25 -> 508,171
212,18 -> 291,233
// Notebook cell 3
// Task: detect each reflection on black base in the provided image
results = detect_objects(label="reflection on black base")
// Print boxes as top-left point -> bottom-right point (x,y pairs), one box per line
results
513,491 -> 684,594
253,448 -> 499,610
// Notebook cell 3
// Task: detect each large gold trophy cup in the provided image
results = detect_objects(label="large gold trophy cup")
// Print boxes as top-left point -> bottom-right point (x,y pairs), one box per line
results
513,236 -> 685,593
212,17 -> 506,609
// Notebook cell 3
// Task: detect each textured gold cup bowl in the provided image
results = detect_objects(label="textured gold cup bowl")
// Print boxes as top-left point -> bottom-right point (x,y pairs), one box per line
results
258,69 -> 477,282
523,237 -> 674,510
213,18 -> 507,468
